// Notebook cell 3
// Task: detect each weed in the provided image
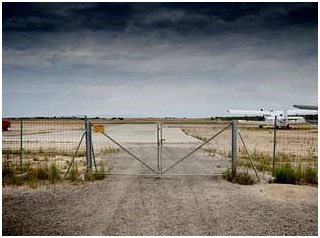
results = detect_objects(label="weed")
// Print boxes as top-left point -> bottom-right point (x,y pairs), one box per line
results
84,171 -> 95,182
35,166 -> 49,180
2,162 -> 25,186
234,171 -> 256,185
223,168 -> 233,182
272,164 -> 318,185
68,165 -> 79,182
99,147 -> 120,155
274,164 -> 297,184
49,163 -> 61,184
94,165 -> 106,180
224,168 -> 256,185
2,161 -> 15,178
304,167 -> 318,184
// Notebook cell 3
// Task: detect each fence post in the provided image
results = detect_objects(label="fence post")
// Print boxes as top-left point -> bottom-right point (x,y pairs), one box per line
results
85,120 -> 93,171
231,120 -> 237,178
160,123 -> 163,175
272,116 -> 277,177
20,119 -> 23,168
157,123 -> 160,174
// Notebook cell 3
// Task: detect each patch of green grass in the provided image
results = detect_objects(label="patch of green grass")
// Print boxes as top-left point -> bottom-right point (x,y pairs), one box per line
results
35,166 -> 49,180
304,167 -> 318,184
49,163 -> 61,184
273,164 -> 317,185
2,162 -> 62,188
274,164 -> 297,184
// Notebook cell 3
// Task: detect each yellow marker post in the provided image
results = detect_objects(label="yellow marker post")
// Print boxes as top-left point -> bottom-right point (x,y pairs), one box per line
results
93,124 -> 105,133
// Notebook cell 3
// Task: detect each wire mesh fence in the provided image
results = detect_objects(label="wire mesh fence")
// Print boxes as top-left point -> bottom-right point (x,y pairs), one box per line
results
2,118 -> 86,173
2,118 -> 318,179
236,122 -> 318,175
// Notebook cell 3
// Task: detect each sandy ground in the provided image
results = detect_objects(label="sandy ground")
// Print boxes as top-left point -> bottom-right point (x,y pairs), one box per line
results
2,177 -> 317,236
179,123 -> 318,158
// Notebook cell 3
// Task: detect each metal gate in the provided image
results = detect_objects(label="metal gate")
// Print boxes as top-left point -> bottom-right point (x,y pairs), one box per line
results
66,121 -> 238,178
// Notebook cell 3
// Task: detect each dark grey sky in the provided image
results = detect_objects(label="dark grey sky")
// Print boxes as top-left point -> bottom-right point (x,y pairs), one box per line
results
2,2 -> 318,117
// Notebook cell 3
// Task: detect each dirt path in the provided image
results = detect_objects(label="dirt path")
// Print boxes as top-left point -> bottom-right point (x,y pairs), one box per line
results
2,175 -> 317,236
2,142 -> 318,236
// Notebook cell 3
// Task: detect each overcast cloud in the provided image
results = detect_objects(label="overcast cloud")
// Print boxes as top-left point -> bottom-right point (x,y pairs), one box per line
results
2,2 -> 318,117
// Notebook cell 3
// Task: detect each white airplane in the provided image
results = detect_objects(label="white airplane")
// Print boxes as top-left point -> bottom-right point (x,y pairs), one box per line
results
227,107 -> 318,129
293,104 -> 318,124
293,104 -> 318,110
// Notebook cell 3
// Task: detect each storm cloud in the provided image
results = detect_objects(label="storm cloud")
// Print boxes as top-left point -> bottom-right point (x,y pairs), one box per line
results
2,2 -> 318,117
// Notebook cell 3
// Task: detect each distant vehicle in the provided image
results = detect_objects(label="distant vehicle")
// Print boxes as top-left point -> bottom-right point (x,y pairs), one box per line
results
2,119 -> 11,131
227,107 -> 318,129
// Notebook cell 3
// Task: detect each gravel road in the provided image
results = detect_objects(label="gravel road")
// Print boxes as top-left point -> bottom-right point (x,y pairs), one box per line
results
2,127 -> 318,236
2,175 -> 317,235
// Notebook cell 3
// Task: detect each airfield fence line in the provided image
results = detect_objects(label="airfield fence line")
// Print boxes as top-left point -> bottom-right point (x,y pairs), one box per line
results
2,118 -> 87,172
2,118 -> 318,177
236,121 -> 318,175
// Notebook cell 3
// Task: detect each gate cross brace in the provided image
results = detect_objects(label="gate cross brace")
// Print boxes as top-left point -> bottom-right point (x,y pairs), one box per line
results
161,123 -> 232,175
100,131 -> 158,174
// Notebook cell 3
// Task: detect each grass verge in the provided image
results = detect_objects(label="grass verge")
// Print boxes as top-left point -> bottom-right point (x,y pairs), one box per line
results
3,161 -> 107,188
274,164 -> 317,185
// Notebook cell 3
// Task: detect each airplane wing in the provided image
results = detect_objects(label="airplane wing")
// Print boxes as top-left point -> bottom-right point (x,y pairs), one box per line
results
227,109 -> 266,116
287,109 -> 318,116
293,105 -> 318,110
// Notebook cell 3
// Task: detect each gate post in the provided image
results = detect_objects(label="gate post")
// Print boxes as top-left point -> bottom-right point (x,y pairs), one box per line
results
157,123 -> 160,174
85,120 -> 93,171
20,119 -> 23,168
231,120 -> 237,178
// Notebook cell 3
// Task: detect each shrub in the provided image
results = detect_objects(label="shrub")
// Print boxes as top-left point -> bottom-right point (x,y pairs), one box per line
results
274,164 -> 297,184
304,167 -> 317,184
49,164 -> 61,184
2,162 -> 15,179
233,171 -> 256,185
25,169 -> 39,188
35,166 -> 49,180
84,171 -> 95,181
223,168 -> 233,182
68,165 -> 79,182
294,165 -> 304,183
94,165 -> 106,180
2,163 -> 25,186
224,168 -> 256,185
273,164 -> 318,185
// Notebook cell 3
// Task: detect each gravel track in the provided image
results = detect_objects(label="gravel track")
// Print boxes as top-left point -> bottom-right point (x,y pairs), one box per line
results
2,145 -> 318,236
2,176 -> 317,235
